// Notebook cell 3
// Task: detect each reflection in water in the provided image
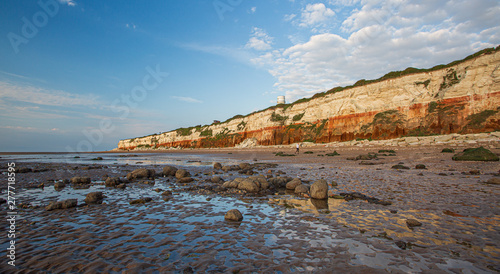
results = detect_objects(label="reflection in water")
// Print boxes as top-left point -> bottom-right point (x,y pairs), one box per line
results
269,195 -> 499,273
1,152 -> 243,167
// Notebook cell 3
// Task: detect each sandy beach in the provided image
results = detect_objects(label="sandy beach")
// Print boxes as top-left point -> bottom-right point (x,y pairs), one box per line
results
1,141 -> 499,273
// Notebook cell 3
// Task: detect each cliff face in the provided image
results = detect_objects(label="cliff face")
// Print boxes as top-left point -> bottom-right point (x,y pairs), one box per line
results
117,49 -> 500,150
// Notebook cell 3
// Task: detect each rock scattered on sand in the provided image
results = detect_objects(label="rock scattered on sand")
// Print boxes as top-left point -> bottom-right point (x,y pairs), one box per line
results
239,163 -> 251,170
415,164 -> 427,169
175,169 -> 191,179
482,178 -> 500,185
178,177 -> 194,183
161,191 -> 173,196
237,178 -> 260,193
406,219 -> 422,228
15,167 -> 32,173
441,148 -> 455,153
392,164 -> 410,170
127,168 -> 155,180
395,240 -> 407,250
162,166 -> 178,176
54,181 -> 66,190
105,177 -> 123,187
130,197 -> 153,205
213,162 -> 222,170
310,179 -> 328,199
294,184 -> 309,194
211,176 -> 223,184
340,192 -> 392,205
84,192 -> 104,204
224,209 -> 243,221
452,147 -> 499,161
45,199 -> 78,211
286,178 -> 302,190
71,176 -> 91,185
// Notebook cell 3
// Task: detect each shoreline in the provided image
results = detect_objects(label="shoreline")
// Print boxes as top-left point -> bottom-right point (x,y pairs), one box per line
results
1,140 -> 499,272
2,131 -> 498,156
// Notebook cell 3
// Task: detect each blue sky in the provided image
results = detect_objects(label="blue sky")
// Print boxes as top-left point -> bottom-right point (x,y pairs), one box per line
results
0,0 -> 499,152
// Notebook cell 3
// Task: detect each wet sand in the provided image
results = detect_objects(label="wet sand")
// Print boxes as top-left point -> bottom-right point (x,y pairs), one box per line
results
1,143 -> 499,273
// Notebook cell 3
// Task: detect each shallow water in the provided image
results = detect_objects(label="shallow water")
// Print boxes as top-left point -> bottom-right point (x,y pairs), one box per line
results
1,152 -> 243,167
1,152 -> 499,272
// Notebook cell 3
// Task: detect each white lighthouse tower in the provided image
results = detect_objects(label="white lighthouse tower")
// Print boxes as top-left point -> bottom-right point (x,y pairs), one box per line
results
277,96 -> 285,104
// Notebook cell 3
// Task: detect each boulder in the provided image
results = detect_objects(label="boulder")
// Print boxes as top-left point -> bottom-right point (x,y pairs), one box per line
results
452,147 -> 499,161
406,219 -> 422,228
237,179 -> 259,193
286,178 -> 302,190
268,176 -> 291,188
84,192 -> 104,204
178,177 -> 194,183
415,164 -> 427,169
15,167 -> 32,173
239,163 -> 251,170
161,190 -> 173,196
46,199 -> 78,211
126,168 -> 155,180
71,176 -> 91,185
222,180 -> 240,188
294,184 -> 309,194
224,209 -> 243,221
392,164 -> 410,170
250,176 -> 269,190
213,162 -> 223,170
162,166 -> 178,176
310,179 -> 328,199
483,178 -> 500,185
211,176 -> 223,184
105,177 -> 122,187
175,169 -> 191,179
54,181 -> 66,190
130,198 -> 152,205
60,199 -> 78,209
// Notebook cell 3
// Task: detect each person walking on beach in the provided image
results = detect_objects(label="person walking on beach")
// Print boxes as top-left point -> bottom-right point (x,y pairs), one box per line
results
295,143 -> 300,154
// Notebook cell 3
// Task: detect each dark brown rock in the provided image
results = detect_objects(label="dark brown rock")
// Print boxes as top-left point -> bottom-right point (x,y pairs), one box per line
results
126,168 -> 155,180
162,166 -> 178,176
224,209 -> 243,221
310,179 -> 328,199
71,176 -> 91,185
85,192 -> 104,204
175,169 -> 190,179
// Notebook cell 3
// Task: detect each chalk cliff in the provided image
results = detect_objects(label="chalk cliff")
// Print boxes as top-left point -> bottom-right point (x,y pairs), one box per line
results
117,47 -> 500,150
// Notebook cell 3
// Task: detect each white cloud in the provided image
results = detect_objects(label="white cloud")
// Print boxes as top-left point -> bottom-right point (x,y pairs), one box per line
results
284,14 -> 297,22
171,96 -> 203,103
0,81 -> 99,107
299,3 -> 336,28
252,0 -> 500,102
126,23 -> 137,29
58,0 -> 76,6
245,27 -> 274,51
250,7 -> 257,14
